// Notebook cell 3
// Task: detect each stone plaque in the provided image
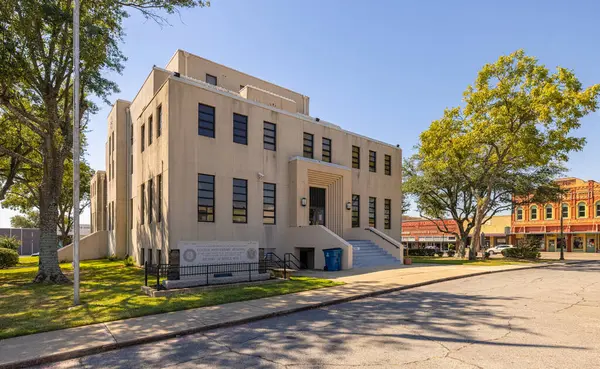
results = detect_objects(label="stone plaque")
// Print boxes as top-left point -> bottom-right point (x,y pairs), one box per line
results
177,241 -> 259,267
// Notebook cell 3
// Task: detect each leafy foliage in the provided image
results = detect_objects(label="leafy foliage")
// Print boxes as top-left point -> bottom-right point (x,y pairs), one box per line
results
0,248 -> 19,268
502,238 -> 541,260
10,213 -> 38,228
0,236 -> 21,251
406,50 -> 600,259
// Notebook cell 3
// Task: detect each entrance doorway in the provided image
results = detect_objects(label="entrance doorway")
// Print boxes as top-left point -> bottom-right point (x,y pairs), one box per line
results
298,248 -> 314,269
309,187 -> 326,226
547,237 -> 556,252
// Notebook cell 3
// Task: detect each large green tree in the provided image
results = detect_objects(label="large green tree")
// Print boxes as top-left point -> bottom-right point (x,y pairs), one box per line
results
0,0 -> 209,283
10,213 -> 39,228
409,50 -> 599,259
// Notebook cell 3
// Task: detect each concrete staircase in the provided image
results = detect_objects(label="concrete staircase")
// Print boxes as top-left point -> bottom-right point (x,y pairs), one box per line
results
347,240 -> 401,268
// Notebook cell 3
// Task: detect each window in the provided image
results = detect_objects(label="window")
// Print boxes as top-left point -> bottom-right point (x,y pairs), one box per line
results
111,132 -> 114,152
516,207 -> 523,221
264,122 -> 276,151
148,116 -> 153,146
263,183 -> 276,224
148,178 -> 153,224
130,124 -> 134,146
322,138 -> 331,163
545,205 -> 553,220
303,132 -> 314,159
233,113 -> 248,145
369,150 -> 376,172
233,178 -> 247,223
140,248 -> 145,266
141,183 -> 145,225
206,73 -> 217,86
352,194 -> 360,228
578,202 -> 586,218
141,124 -> 145,152
198,103 -> 215,138
157,174 -> 162,222
561,204 -> 569,219
111,159 -> 114,179
130,151 -> 133,174
384,155 -> 391,176
198,174 -> 215,222
369,197 -> 376,227
596,202 -> 600,217
530,205 -> 538,220
384,199 -> 391,229
352,146 -> 360,169
157,105 -> 162,137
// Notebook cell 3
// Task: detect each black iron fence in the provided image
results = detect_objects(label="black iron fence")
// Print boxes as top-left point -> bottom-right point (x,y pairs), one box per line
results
144,261 -> 269,289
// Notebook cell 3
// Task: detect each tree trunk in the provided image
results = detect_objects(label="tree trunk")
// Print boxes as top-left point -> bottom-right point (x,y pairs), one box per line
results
34,145 -> 70,284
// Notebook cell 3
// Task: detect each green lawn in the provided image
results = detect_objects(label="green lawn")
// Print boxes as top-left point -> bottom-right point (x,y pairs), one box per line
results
0,257 -> 341,340
409,256 -> 547,266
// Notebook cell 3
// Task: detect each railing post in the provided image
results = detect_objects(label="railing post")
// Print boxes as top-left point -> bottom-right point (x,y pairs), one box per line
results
249,263 -> 252,282
206,264 -> 209,285
156,263 -> 160,290
144,261 -> 148,286
284,257 -> 287,279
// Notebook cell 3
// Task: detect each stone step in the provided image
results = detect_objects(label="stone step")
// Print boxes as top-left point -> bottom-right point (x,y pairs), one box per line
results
346,239 -> 402,268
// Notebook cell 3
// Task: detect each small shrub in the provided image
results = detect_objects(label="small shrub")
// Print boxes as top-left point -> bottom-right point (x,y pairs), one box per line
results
435,251 -> 444,257
484,251 -> 490,259
424,248 -> 436,257
0,247 -> 19,268
502,237 -> 541,259
0,236 -> 21,251
448,244 -> 456,251
108,254 -> 119,261
447,250 -> 456,257
123,255 -> 135,267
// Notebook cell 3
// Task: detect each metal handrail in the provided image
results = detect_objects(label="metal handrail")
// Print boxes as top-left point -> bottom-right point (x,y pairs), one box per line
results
284,253 -> 306,270
365,227 -> 400,249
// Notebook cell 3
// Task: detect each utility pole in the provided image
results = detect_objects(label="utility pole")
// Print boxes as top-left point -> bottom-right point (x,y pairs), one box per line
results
73,0 -> 81,305
560,210 -> 565,261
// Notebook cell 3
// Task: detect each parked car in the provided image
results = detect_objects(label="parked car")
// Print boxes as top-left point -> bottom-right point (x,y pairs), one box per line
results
486,244 -> 514,255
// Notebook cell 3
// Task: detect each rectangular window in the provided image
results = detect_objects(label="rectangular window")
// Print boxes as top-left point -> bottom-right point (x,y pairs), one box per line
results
130,152 -> 133,174
198,103 -> 215,138
148,116 -> 153,146
140,248 -> 145,265
233,178 -> 247,223
141,124 -> 145,152
157,174 -> 162,222
264,121 -> 276,151
148,178 -> 153,224
111,159 -> 114,179
157,105 -> 162,137
206,73 -> 217,86
263,183 -> 276,224
384,199 -> 391,229
198,174 -> 215,222
322,138 -> 332,163
369,197 -> 376,228
130,124 -> 134,146
141,183 -> 145,225
303,132 -> 314,159
233,113 -> 248,145
352,146 -> 360,169
369,151 -> 376,172
384,155 -> 391,176
111,132 -> 114,152
352,194 -> 360,228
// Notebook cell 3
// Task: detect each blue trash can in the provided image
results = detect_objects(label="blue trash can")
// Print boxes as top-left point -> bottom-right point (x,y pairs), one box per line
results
323,248 -> 343,271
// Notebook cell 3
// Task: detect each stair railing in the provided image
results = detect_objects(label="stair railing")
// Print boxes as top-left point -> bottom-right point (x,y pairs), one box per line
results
284,253 -> 306,270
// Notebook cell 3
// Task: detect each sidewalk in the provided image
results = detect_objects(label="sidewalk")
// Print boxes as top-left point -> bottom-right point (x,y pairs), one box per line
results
0,261 -> 588,369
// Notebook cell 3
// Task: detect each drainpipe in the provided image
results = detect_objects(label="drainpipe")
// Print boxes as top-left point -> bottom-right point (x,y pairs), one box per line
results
126,107 -> 132,257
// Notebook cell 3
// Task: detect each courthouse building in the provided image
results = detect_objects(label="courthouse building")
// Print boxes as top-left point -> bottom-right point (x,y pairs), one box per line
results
78,50 -> 403,270
511,177 -> 600,253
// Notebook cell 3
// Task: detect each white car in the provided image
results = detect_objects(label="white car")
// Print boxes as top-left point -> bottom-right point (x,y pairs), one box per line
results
486,244 -> 514,255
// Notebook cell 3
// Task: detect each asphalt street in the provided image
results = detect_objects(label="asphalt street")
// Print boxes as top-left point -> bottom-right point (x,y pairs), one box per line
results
38,262 -> 600,369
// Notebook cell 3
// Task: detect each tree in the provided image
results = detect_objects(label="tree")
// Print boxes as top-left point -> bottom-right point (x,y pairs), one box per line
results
0,0 -> 209,283
10,213 -> 38,228
414,50 -> 600,259
3,160 -> 93,244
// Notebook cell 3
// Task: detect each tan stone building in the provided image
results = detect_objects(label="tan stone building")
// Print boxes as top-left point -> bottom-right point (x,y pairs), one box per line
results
96,50 -> 403,270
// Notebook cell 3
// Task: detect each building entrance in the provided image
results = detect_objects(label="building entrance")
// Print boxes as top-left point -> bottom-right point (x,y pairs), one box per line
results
309,187 -> 326,226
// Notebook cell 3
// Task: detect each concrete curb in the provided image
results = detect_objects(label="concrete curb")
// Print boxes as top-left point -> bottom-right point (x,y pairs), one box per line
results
2,260 -> 594,369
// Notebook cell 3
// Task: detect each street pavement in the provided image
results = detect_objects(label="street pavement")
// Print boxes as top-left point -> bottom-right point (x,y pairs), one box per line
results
36,262 -> 600,369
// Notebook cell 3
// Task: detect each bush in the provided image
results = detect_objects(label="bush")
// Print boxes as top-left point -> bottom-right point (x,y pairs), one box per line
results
484,251 -> 490,259
448,244 -> 456,251
447,250 -> 456,257
123,255 -> 135,267
502,237 -> 541,259
435,251 -> 444,257
0,236 -> 21,251
0,248 -> 19,268
408,248 -> 437,257
108,254 -> 119,261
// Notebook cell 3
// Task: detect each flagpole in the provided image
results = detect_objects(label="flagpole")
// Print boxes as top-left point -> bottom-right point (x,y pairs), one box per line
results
73,0 -> 81,305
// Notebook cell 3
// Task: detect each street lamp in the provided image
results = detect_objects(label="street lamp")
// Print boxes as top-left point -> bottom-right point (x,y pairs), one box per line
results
559,209 -> 564,261
73,0 -> 81,305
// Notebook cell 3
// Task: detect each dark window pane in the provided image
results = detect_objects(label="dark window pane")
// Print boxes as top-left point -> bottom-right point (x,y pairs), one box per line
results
385,154 -> 391,175
233,113 -> 248,145
322,138 -> 331,163
303,132 -> 313,159
198,104 -> 215,138
263,182 -> 276,224
352,194 -> 360,228
206,74 -> 217,86
198,174 -> 215,222
352,146 -> 360,169
369,151 -> 376,172
384,199 -> 391,229
233,178 -> 248,223
369,197 -> 376,228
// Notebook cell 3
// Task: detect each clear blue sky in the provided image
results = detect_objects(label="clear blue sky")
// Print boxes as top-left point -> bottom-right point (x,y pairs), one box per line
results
1,0 -> 599,227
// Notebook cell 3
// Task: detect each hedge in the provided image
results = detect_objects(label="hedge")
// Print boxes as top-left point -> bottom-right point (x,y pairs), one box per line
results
0,236 -> 21,251
0,247 -> 19,268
